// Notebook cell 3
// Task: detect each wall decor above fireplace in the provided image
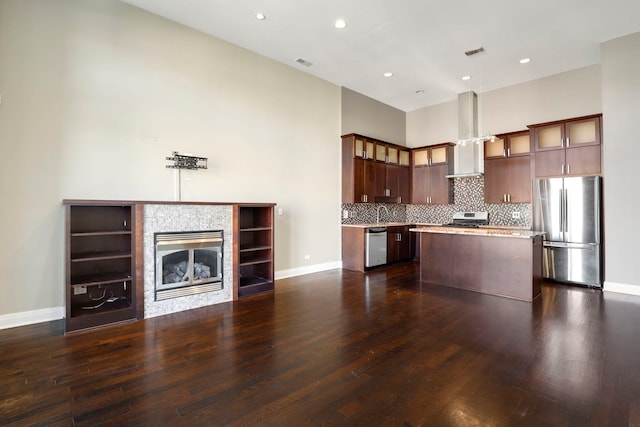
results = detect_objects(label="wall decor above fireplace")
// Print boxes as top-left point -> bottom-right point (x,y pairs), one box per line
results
165,151 -> 208,170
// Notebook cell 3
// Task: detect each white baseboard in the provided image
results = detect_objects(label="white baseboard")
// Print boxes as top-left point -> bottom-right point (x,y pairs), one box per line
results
275,261 -> 343,280
0,306 -> 65,330
604,281 -> 640,296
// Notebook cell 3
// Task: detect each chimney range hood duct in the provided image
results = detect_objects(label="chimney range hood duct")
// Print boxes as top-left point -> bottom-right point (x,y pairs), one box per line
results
446,91 -> 487,179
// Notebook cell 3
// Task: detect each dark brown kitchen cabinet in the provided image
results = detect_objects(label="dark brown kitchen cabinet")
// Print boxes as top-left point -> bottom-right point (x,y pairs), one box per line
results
386,165 -> 411,204
530,114 -> 602,178
484,131 -> 532,204
64,201 -> 138,333
387,225 -> 414,263
411,143 -> 454,205
342,134 -> 411,203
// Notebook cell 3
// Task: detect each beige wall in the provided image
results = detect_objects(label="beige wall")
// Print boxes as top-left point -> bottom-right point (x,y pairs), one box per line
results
341,87 -> 406,145
0,0 -> 342,320
406,65 -> 601,147
601,32 -> 640,290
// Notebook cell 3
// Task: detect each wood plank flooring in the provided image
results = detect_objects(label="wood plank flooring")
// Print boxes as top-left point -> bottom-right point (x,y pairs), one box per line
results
3,262 -> 640,426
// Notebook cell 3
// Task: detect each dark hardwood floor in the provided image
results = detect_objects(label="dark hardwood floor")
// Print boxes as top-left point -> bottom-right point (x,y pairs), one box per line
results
3,262 -> 640,426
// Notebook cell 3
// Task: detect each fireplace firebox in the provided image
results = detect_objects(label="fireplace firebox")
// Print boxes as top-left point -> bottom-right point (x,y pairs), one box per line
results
155,230 -> 223,301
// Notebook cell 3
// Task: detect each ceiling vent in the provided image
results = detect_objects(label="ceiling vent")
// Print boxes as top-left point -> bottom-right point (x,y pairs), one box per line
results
464,46 -> 485,57
295,57 -> 313,67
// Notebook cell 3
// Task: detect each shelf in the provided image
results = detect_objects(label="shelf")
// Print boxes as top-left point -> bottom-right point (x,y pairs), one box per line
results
71,231 -> 132,237
70,298 -> 132,318
239,259 -> 272,267
239,227 -> 272,232
71,251 -> 132,262
239,245 -> 272,252
240,275 -> 272,288
70,273 -> 132,287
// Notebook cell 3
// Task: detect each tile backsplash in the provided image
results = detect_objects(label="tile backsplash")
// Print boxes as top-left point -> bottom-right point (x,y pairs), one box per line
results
341,177 -> 532,228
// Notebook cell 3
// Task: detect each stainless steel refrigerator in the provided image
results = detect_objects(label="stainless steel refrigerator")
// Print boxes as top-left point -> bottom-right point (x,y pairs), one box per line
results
532,176 -> 602,287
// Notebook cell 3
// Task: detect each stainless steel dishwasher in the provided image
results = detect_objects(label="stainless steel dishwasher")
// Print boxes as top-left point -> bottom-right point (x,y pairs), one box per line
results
366,227 -> 387,267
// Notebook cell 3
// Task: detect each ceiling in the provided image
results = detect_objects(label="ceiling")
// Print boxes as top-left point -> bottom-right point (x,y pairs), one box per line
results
122,0 -> 640,112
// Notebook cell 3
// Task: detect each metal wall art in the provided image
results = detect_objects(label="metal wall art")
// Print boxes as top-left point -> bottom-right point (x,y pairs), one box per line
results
165,151 -> 208,170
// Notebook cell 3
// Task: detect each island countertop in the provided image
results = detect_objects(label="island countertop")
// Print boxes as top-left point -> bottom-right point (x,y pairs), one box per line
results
410,226 -> 545,239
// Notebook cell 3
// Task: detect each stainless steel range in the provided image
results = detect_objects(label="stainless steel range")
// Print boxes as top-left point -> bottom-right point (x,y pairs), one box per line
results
442,212 -> 489,228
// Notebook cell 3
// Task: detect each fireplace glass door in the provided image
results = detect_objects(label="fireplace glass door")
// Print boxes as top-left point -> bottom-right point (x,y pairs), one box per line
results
155,231 -> 223,300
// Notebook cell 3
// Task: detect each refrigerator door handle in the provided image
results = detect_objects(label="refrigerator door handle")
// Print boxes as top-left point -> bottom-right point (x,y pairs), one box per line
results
564,188 -> 569,235
559,189 -> 565,233
544,241 -> 595,249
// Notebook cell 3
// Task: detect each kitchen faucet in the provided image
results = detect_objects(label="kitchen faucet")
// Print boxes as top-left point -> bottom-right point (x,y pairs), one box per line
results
376,205 -> 390,224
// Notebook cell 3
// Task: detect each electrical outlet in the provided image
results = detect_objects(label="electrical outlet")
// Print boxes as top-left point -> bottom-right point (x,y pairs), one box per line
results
304,254 -> 311,260
74,285 -> 87,295
512,211 -> 521,219
343,210 -> 349,219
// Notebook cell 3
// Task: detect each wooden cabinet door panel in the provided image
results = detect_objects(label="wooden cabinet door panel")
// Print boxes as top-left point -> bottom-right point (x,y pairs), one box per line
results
429,164 -> 451,204
411,167 -> 429,204
535,150 -> 565,178
398,227 -> 413,261
484,158 -> 508,204
507,156 -> 532,203
566,117 -> 601,147
566,145 -> 601,176
351,158 -> 366,203
387,165 -> 410,203
387,226 -> 400,263
398,167 -> 411,204
534,123 -> 565,151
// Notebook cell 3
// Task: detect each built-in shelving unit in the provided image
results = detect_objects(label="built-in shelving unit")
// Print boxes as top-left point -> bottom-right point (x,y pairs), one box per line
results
65,203 -> 137,332
236,205 -> 274,298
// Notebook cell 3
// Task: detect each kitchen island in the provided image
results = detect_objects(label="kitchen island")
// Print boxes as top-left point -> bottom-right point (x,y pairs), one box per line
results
410,226 -> 544,302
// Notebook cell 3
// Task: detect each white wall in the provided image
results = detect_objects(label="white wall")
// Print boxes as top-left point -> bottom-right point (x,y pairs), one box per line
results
0,0 -> 342,322
601,32 -> 640,292
406,65 -> 601,147
341,87 -> 407,145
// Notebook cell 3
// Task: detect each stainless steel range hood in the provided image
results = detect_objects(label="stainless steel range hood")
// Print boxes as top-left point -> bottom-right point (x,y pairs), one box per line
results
446,91 -> 485,179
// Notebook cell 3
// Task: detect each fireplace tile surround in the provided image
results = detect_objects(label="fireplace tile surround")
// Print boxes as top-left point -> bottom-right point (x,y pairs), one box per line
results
143,204 -> 233,318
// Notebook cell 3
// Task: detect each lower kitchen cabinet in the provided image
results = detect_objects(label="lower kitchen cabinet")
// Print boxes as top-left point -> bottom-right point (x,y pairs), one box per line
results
387,225 -> 414,263
342,225 -> 414,272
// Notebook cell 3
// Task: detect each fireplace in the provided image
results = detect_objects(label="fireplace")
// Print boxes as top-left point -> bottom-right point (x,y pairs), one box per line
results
154,230 -> 223,301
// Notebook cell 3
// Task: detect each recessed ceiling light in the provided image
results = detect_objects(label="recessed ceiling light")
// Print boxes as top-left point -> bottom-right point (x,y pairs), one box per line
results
462,75 -> 471,81
255,12 -> 266,20
520,58 -> 531,64
334,19 -> 347,29
384,72 -> 393,77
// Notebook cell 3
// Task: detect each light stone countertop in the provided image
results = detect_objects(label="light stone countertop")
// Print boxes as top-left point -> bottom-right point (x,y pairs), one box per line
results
341,222 -> 438,228
409,226 -> 545,239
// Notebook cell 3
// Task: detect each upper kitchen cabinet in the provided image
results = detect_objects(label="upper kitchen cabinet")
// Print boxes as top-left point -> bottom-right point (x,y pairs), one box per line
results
411,143 -> 454,205
484,131 -> 531,204
530,114 -> 602,178
350,135 -> 376,160
342,134 -> 411,203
